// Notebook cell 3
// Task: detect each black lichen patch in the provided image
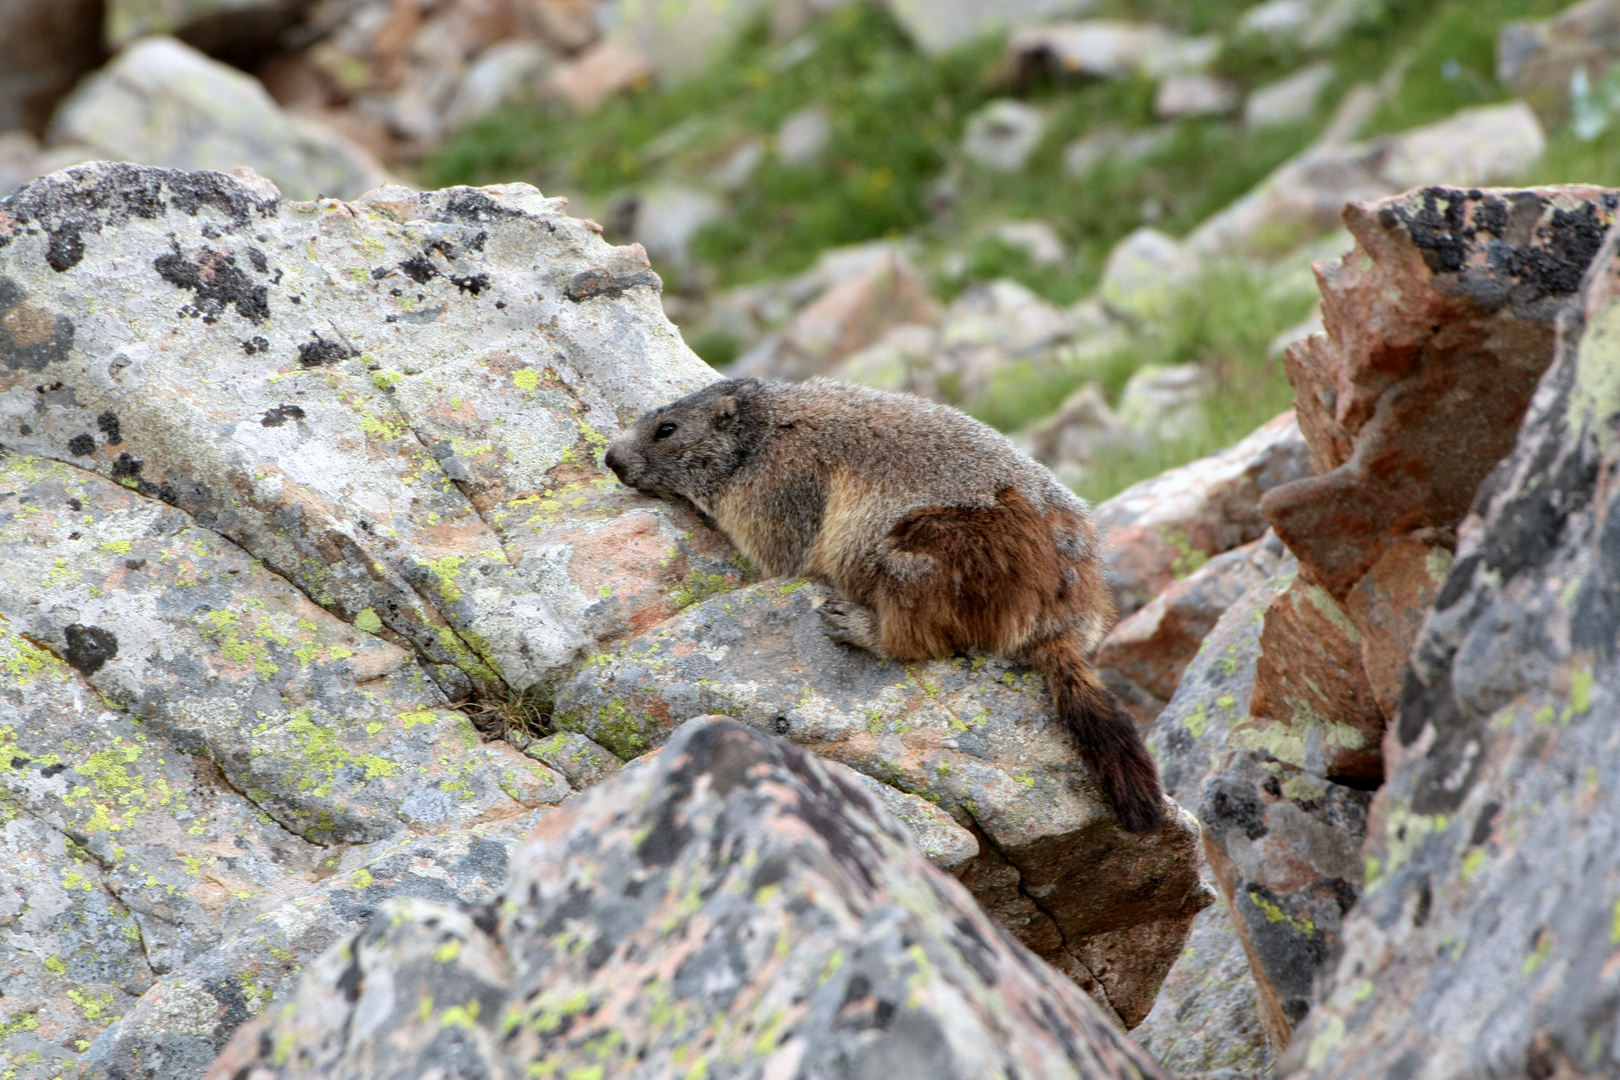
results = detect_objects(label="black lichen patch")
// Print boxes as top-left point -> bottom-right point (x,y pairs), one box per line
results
451,273 -> 491,296
110,452 -> 143,480
63,623 -> 118,676
1505,202 -> 1612,297
242,335 -> 270,355
46,226 -> 84,272
97,410 -> 121,445
247,247 -> 268,273
398,254 -> 439,284
261,404 -> 306,427
1390,188 -> 1472,274
565,267 -> 661,303
2,164 -> 277,265
66,433 -> 95,456
297,333 -> 357,367
154,242 -> 271,324
0,275 -> 75,372
441,190 -> 522,224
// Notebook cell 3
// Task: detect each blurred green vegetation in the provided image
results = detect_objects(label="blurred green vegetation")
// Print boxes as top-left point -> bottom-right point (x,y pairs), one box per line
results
424,0 -> 1620,501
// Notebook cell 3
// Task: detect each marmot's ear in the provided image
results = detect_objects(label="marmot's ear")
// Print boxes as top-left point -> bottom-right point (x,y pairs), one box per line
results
712,395 -> 739,430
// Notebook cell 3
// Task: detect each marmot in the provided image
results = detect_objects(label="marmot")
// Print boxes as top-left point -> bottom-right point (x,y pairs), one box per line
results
604,377 -> 1165,833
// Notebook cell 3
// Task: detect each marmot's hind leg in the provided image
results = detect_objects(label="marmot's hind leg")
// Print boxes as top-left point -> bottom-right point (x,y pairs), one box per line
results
820,596 -> 886,654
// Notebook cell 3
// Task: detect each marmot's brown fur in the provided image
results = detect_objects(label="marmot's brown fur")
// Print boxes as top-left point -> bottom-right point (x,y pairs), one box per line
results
604,377 -> 1165,832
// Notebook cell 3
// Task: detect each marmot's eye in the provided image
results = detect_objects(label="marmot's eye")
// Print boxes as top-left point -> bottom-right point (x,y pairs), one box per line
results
654,422 -> 678,440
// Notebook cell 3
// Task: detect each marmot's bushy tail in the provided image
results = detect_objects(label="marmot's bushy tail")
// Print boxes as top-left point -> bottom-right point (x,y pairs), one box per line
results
1027,637 -> 1165,834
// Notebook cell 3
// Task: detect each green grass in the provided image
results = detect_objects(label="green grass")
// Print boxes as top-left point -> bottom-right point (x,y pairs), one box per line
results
422,0 -> 1617,504
963,259 -> 1315,501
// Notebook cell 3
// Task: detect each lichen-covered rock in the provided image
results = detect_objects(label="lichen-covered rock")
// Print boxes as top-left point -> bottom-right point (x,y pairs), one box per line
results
1094,411 -> 1309,619
1279,190 -> 1620,1080
207,717 -> 1174,1080
0,454 -> 562,845
1128,562 -> 1296,1080
84,817 -> 538,1080
552,579 -> 1213,1027
0,162 -> 733,699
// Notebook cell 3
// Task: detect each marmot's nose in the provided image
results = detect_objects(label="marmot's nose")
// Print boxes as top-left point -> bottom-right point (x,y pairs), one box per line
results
604,444 -> 627,481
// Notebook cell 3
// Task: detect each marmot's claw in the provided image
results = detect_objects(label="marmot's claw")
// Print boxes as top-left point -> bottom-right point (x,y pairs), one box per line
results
820,599 -> 855,642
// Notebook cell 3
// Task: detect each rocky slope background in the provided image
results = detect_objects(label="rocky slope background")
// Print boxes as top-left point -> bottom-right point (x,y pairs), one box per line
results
1,1 -> 1619,1079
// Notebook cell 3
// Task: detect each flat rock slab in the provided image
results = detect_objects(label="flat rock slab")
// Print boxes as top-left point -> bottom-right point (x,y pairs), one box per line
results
206,717 -> 1173,1080
0,163 -> 721,699
0,454 -> 562,846
554,578 -> 1212,1027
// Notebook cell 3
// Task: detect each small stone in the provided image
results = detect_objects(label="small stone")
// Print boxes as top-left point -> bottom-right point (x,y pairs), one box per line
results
1099,227 -> 1186,320
1245,62 -> 1336,128
962,98 -> 1047,172
524,731 -> 622,790
1154,74 -> 1240,120
543,38 -> 653,112
776,104 -> 832,165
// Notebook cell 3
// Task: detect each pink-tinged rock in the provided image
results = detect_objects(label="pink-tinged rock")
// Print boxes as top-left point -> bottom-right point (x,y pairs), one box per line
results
543,38 -> 653,111
1096,411 -> 1309,618
206,717 -> 1174,1080
1097,533 -> 1285,719
1262,186 -> 1616,597
741,250 -> 941,382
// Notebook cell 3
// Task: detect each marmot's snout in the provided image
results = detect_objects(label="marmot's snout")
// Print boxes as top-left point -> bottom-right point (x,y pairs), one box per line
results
603,439 -> 631,484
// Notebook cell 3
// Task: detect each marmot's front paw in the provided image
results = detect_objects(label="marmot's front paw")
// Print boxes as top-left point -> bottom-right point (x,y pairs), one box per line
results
820,598 -> 879,651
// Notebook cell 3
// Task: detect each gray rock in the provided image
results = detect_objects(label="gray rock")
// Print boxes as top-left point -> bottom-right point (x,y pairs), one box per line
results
47,38 -> 387,202
0,163 -> 728,701
1009,22 -> 1213,82
776,104 -> 832,166
1280,203 -> 1620,1080
443,40 -> 557,132
1245,63 -> 1335,129
550,579 -> 1214,1028
1155,74 -> 1241,120
1117,362 -> 1212,443
207,717 -> 1175,1079
1062,127 -> 1170,178
523,731 -> 623,790
886,0 -> 1092,55
615,184 -> 724,270
992,220 -> 1068,266
1499,0 -> 1620,132
963,99 -> 1047,173
1099,227 -> 1187,320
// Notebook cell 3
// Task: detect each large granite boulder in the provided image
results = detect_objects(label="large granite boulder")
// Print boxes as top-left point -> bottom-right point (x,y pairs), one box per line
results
1199,184 -> 1619,1052
0,162 -> 734,702
1282,191 -> 1620,1080
48,38 -> 387,202
552,580 -> 1215,1028
205,716 -> 1173,1080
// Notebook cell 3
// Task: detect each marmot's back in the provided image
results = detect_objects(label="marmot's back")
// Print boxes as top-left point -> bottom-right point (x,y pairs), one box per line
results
755,379 -> 1086,519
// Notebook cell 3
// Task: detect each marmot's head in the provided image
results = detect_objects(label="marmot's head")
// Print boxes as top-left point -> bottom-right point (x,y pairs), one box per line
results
605,378 -> 765,505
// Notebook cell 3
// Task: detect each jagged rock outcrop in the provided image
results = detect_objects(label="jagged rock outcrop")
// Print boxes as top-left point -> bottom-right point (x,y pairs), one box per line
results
1283,190 -> 1620,1080
206,717 -> 1173,1080
552,579 -> 1214,1028
1199,184 -> 1620,1051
